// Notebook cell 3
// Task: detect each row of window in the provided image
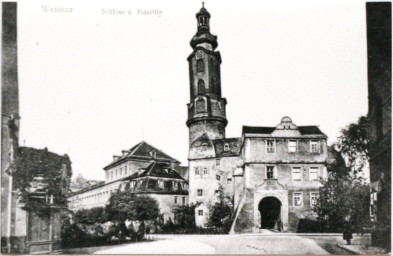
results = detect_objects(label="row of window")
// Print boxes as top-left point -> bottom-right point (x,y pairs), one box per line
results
106,165 -> 129,181
266,140 -> 321,153
173,196 -> 187,205
121,179 -> 186,190
194,190 -> 319,207
76,189 -> 116,205
196,188 -> 227,197
294,192 -> 319,207
265,166 -> 321,181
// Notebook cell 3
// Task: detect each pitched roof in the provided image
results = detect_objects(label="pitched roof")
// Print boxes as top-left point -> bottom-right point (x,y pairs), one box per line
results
242,126 -> 276,134
212,138 -> 241,157
242,125 -> 326,136
138,161 -> 185,180
104,141 -> 180,169
297,126 -> 326,136
128,141 -> 180,162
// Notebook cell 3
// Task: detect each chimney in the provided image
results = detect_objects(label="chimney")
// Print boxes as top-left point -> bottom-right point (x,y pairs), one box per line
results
121,150 -> 129,157
113,155 -> 120,161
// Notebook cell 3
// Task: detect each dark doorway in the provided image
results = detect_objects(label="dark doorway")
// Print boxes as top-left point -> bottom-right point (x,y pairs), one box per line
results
259,197 -> 281,229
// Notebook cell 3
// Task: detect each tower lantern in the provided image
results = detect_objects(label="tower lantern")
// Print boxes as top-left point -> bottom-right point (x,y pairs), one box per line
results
196,2 -> 210,32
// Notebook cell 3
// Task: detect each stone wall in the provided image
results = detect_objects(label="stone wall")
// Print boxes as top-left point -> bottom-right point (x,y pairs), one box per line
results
188,119 -> 225,146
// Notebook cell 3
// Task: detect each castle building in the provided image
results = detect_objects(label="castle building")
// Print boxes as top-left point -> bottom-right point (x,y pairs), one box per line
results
68,141 -> 188,222
187,5 -> 329,232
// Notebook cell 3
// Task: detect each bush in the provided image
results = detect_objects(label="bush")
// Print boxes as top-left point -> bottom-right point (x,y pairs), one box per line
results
296,219 -> 326,233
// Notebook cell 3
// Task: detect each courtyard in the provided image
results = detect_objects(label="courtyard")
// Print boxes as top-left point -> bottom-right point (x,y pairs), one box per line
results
62,233 -> 371,254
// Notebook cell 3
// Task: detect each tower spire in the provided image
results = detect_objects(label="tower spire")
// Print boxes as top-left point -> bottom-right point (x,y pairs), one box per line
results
187,6 -> 227,145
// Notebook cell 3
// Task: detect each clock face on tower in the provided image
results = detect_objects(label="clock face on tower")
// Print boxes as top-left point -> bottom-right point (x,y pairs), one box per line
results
196,50 -> 205,59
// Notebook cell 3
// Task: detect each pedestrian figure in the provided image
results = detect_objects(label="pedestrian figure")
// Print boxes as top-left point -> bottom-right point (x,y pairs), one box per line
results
277,218 -> 283,232
343,216 -> 353,245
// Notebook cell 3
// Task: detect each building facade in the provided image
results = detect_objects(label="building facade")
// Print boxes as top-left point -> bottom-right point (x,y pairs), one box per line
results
68,141 -> 188,222
366,2 -> 391,249
187,6 -> 328,232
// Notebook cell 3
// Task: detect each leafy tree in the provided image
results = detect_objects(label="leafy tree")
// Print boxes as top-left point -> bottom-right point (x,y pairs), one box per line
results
106,190 -> 160,240
314,149 -> 371,232
314,116 -> 371,233
337,115 -> 369,175
208,186 -> 233,233
74,207 -> 107,224
173,203 -> 199,228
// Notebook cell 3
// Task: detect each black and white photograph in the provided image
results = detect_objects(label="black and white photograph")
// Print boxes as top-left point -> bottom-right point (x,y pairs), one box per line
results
1,0 -> 391,254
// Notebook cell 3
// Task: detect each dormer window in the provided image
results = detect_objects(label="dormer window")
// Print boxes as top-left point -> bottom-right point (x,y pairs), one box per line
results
149,150 -> 157,158
224,143 -> 229,151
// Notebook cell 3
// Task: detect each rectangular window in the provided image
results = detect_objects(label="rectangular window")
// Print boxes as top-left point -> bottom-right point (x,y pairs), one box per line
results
227,178 -> 233,184
310,192 -> 319,206
216,158 -> 220,166
125,165 -> 128,174
288,140 -> 297,152
173,181 -> 178,188
174,196 -> 178,204
310,140 -> 319,153
194,167 -> 200,176
203,167 -> 209,176
182,196 -> 186,205
197,189 -> 203,197
267,140 -> 275,153
216,174 -> 221,181
293,192 -> 303,206
266,166 -> 275,179
309,167 -> 319,181
292,167 -> 302,181
198,210 -> 203,216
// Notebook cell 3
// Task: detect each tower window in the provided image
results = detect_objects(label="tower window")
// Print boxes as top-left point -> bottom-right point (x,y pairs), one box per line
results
292,167 -> 302,181
224,143 -> 230,151
194,167 -> 200,176
310,192 -> 319,207
288,140 -> 297,152
196,98 -> 206,113
309,167 -> 319,181
266,166 -> 275,179
293,192 -> 303,206
267,140 -> 275,153
198,79 -> 205,95
197,59 -> 204,73
310,140 -> 319,153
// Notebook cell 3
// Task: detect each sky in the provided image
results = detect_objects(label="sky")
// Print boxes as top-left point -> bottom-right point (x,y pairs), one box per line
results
16,0 -> 368,180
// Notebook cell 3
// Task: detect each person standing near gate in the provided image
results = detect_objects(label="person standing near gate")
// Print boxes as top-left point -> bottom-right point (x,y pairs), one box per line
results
343,215 -> 353,245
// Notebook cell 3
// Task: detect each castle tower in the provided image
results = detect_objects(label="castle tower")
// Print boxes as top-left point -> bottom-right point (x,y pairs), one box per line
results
186,3 -> 228,145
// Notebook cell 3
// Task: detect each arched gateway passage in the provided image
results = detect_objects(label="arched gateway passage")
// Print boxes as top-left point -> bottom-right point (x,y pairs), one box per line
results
258,197 -> 282,229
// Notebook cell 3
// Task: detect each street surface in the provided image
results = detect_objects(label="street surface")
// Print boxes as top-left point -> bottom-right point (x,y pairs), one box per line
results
94,234 -> 336,254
